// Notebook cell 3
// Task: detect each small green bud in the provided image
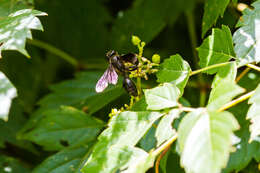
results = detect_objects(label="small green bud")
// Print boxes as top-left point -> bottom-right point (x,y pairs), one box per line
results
152,54 -> 160,64
141,41 -> 146,47
132,35 -> 141,46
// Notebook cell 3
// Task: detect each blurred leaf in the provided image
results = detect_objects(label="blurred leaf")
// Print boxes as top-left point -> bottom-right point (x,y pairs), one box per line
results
33,145 -> 93,173
207,80 -> 245,111
82,111 -> 163,173
233,1 -> 260,66
0,155 -> 30,173
202,0 -> 230,37
22,106 -> 104,151
110,0 -> 187,52
198,25 -> 235,74
247,84 -> 260,142
156,54 -> 191,94
139,124 -> 157,152
144,83 -> 180,110
0,71 -> 17,121
155,109 -> 179,146
0,9 -> 47,57
0,0 -> 34,18
38,71 -> 124,115
178,109 -> 239,173
211,62 -> 237,88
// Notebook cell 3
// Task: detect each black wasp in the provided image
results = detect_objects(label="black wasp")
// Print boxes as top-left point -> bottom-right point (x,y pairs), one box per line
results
95,50 -> 138,97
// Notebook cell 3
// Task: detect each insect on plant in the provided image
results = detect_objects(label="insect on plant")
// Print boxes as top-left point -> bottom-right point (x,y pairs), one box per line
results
95,50 -> 139,96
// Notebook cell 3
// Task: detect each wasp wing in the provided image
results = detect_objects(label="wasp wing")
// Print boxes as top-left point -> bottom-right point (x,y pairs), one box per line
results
95,65 -> 118,93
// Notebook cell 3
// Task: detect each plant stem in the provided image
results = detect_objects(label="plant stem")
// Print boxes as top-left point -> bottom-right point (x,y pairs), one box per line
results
236,67 -> 250,82
217,91 -> 255,112
155,145 -> 171,173
246,64 -> 260,72
152,134 -> 178,156
27,39 -> 78,67
190,62 -> 231,76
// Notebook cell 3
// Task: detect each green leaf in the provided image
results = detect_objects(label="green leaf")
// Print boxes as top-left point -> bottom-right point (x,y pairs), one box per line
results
0,155 -> 30,173
211,62 -> 237,88
198,25 -> 235,74
233,1 -> 260,66
207,80 -> 245,111
144,83 -> 180,110
0,71 -> 17,121
155,109 -> 179,146
202,0 -> 230,37
38,71 -> 124,114
22,106 -> 104,151
0,0 -> 34,18
82,111 -> 163,173
0,9 -> 47,57
33,145 -> 92,173
156,54 -> 191,94
247,84 -> 260,142
178,109 -> 239,173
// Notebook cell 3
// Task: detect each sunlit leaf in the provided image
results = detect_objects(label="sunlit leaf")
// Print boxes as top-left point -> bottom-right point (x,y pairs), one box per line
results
33,145 -> 93,173
233,1 -> 260,66
82,111 -> 163,173
144,83 -> 180,110
207,80 -> 245,111
156,54 -> 191,94
0,0 -> 34,18
247,84 -> 260,142
22,106 -> 104,151
198,25 -> 235,74
0,71 -> 17,121
178,109 -> 239,173
202,0 -> 230,37
211,62 -> 237,88
155,109 -> 179,146
0,9 -> 47,57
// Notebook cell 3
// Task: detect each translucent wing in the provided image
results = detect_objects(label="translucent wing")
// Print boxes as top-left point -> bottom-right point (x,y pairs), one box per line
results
95,65 -> 118,93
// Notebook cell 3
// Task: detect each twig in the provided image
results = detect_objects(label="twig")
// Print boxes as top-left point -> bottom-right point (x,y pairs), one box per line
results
246,64 -> 260,72
236,67 -> 250,82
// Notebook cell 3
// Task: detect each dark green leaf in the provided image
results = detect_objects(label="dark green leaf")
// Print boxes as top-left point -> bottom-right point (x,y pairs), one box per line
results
144,83 -> 180,110
0,9 -> 47,57
0,155 -> 30,173
198,25 -> 235,74
0,0 -> 34,18
178,109 -> 239,173
156,54 -> 191,94
33,145 -> 92,173
22,106 -> 103,151
202,0 -> 230,37
233,1 -> 260,66
82,111 -> 163,173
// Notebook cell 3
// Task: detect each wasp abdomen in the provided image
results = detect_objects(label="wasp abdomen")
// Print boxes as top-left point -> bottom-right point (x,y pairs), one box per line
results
123,77 -> 138,97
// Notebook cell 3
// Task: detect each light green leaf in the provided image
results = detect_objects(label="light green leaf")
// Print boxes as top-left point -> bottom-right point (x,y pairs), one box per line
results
233,1 -> 260,66
33,145 -> 92,173
22,106 -> 104,151
144,83 -> 180,110
211,62 -> 237,88
156,54 -> 191,94
155,109 -> 179,146
247,84 -> 260,142
198,25 -> 235,74
0,155 -> 30,173
0,9 -> 47,57
178,109 -> 239,173
0,71 -> 17,121
207,80 -> 245,111
38,71 -> 124,115
0,0 -> 34,18
202,0 -> 230,37
82,111 -> 163,173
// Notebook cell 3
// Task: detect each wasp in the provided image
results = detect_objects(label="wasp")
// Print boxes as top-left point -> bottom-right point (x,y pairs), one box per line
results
95,50 -> 138,96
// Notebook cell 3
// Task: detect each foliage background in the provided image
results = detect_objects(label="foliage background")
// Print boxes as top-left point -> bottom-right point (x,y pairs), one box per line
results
0,0 -> 259,173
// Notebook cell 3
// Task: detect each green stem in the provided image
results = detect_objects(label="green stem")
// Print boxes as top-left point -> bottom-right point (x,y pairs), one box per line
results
190,62 -> 232,76
27,39 -> 78,67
